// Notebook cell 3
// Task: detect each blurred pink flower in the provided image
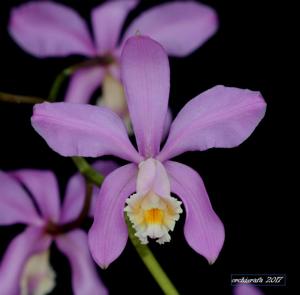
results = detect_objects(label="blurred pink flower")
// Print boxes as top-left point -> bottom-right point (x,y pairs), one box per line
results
9,0 -> 218,123
234,284 -> 264,295
31,36 -> 266,268
0,161 -> 117,295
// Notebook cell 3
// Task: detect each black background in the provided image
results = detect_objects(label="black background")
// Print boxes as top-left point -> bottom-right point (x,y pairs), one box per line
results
0,0 -> 290,294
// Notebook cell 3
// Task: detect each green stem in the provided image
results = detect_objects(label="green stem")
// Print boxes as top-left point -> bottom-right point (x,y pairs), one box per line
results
72,157 -> 104,186
127,217 -> 179,295
0,92 -> 45,104
48,68 -> 71,101
48,56 -> 115,101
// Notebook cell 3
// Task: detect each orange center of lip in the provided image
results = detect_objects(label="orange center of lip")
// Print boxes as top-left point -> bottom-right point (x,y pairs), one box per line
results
144,208 -> 164,224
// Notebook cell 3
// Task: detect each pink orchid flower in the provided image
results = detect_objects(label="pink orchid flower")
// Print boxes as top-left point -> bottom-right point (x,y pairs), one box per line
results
234,284 -> 264,295
31,36 -> 267,268
9,0 -> 218,121
0,162 -> 117,295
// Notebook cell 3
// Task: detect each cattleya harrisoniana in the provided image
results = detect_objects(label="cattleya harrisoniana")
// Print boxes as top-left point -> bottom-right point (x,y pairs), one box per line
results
31,36 -> 266,268
9,0 -> 218,128
0,161 -> 117,295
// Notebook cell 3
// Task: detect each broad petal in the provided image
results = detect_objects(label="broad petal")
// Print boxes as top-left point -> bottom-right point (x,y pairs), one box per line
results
31,102 -> 142,162
60,160 -> 119,222
158,86 -> 267,161
9,2 -> 95,57
88,164 -> 137,268
64,67 -> 104,104
92,0 -> 139,54
11,170 -> 60,223
123,1 -> 218,56
165,161 -> 224,264
121,36 -> 170,157
234,284 -> 264,295
0,227 -> 51,295
56,230 -> 107,295
0,171 -> 42,226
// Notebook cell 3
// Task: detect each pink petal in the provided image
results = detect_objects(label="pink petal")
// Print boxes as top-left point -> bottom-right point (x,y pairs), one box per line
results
64,67 -> 104,104
12,170 -> 61,223
234,284 -> 264,295
165,161 -> 224,264
136,158 -> 170,197
0,171 -> 42,226
91,0 -> 139,54
88,164 -> 137,268
55,230 -> 107,295
123,1 -> 218,56
0,227 -> 51,295
9,1 -> 95,58
121,36 -> 170,157
60,160 -> 119,222
158,86 -> 267,161
60,173 -> 86,224
92,160 -> 120,177
31,102 -> 142,162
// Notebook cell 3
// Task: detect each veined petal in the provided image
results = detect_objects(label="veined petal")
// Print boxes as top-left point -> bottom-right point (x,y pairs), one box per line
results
158,86 -> 267,161
0,171 -> 42,226
9,2 -> 95,57
56,230 -> 107,295
64,67 -> 104,104
31,102 -> 142,162
123,1 -> 218,56
165,161 -> 224,264
234,284 -> 264,295
11,170 -> 60,223
121,36 -> 170,157
88,164 -> 137,268
0,227 -> 51,295
92,0 -> 139,54
60,160 -> 119,222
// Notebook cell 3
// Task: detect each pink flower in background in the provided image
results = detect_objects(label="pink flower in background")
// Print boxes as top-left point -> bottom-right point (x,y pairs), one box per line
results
0,163 -> 116,295
9,0 -> 218,123
234,284 -> 264,295
31,36 -> 266,268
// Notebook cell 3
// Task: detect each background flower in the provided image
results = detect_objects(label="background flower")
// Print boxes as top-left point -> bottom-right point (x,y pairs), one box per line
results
0,163 -> 116,295
8,0 -> 218,127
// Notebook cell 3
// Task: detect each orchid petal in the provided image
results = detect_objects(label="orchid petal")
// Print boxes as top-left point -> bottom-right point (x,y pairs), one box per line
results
0,227 -> 51,295
56,230 -> 107,295
0,171 -> 42,226
11,170 -> 60,223
65,67 -> 104,104
136,158 -> 170,197
234,284 -> 264,295
165,161 -> 224,264
158,86 -> 267,161
123,1 -> 218,56
92,0 -> 139,54
31,102 -> 142,162
9,2 -> 95,57
88,164 -> 137,268
60,160 -> 118,222
121,36 -> 170,157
